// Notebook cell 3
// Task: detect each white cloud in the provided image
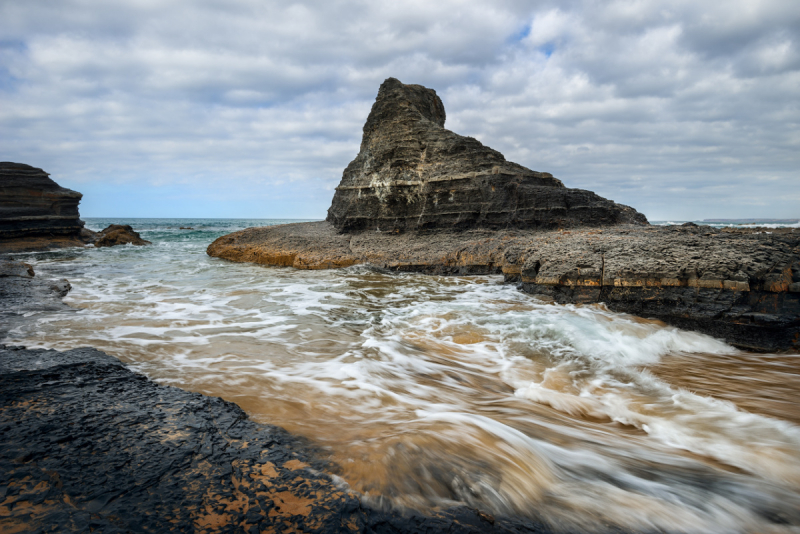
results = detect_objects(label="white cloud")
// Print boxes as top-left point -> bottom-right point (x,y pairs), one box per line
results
0,0 -> 798,219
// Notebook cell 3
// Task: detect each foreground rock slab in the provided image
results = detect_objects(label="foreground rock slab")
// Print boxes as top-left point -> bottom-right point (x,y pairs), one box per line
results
0,346 -> 368,533
208,221 -> 800,352
0,345 -> 567,534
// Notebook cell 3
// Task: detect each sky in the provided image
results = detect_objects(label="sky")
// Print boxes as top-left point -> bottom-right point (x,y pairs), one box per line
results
1,0 -> 798,221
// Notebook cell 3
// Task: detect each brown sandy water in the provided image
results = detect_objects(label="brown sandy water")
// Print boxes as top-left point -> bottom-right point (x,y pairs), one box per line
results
6,221 -> 800,533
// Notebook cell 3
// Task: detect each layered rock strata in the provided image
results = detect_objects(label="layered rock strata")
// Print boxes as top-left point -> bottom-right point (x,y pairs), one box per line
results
208,222 -> 800,351
327,78 -> 647,233
0,162 -> 85,238
208,78 -> 798,350
0,162 -> 98,252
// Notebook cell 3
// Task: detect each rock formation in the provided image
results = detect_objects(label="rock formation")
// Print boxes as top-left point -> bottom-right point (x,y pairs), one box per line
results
208,78 -> 799,351
327,78 -> 647,232
0,162 -> 98,252
94,224 -> 151,247
0,162 -> 85,238
208,222 -> 800,351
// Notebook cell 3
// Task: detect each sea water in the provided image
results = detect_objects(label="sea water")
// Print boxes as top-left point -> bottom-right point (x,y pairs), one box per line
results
5,218 -> 800,533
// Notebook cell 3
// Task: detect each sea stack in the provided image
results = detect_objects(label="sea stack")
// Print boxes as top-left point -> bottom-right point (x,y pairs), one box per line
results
207,79 -> 799,351
327,77 -> 647,232
0,162 -> 86,240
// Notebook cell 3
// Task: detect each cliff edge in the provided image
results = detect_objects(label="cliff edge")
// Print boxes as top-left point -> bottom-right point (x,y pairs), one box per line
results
0,162 -> 95,251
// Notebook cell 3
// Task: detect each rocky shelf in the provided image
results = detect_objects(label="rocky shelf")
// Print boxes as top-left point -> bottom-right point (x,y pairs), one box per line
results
208,221 -> 800,352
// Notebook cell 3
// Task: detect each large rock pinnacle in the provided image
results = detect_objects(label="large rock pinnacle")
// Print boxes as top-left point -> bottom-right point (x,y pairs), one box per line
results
326,77 -> 648,233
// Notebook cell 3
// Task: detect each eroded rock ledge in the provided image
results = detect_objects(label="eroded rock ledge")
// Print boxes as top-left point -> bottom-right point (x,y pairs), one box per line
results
0,162 -> 96,252
208,221 -> 800,352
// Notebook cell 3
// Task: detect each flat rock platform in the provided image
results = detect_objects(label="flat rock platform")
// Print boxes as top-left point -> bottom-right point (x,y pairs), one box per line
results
208,221 -> 800,352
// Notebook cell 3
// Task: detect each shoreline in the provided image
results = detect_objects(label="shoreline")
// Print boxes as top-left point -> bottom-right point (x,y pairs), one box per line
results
0,260 -> 579,533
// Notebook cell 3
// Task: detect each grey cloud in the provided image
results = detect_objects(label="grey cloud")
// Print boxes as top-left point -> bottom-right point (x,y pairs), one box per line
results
0,0 -> 798,220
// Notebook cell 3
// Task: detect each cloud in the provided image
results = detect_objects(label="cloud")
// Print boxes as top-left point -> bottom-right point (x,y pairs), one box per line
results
1,0 -> 798,219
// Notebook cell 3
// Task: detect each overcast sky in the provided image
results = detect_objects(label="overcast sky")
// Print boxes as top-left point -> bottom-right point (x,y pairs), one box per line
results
1,0 -> 798,220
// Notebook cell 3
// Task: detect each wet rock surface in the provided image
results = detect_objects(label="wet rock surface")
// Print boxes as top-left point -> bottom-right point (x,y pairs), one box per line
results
0,163 -> 91,252
0,348 -> 569,533
0,260 -> 72,340
1,345 -> 365,533
208,222 -> 800,351
327,78 -> 646,233
93,224 -> 151,248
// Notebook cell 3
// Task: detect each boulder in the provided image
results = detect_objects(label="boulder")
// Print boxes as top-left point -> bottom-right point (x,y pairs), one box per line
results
93,224 -> 151,247
0,260 -> 34,278
327,78 -> 647,233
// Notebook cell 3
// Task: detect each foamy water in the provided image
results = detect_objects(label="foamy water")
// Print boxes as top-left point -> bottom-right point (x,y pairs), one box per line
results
6,218 -> 800,533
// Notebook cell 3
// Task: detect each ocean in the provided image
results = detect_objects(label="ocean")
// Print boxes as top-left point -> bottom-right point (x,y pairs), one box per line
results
5,218 -> 800,532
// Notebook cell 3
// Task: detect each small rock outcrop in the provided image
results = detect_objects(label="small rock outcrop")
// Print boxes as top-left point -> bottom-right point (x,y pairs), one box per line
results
94,224 -> 151,247
327,78 -> 647,233
0,260 -> 71,340
0,162 -> 85,238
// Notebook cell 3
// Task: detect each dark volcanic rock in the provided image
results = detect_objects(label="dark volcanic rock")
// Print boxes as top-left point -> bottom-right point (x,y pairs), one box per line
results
94,224 -> 151,247
0,345 -> 368,533
0,163 -> 85,239
326,78 -> 647,233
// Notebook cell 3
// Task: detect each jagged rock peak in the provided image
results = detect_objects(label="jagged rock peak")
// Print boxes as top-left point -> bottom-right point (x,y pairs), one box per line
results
327,78 -> 647,233
361,77 -> 446,143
